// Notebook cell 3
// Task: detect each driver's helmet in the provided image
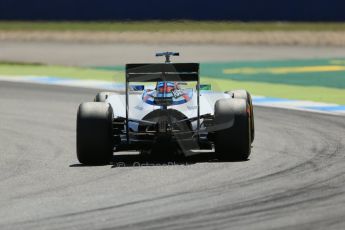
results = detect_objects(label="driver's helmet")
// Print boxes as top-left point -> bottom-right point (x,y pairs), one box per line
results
143,81 -> 192,105
156,81 -> 178,97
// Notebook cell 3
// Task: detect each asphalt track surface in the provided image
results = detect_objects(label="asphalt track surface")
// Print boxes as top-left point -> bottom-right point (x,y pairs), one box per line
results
2,41 -> 345,66
0,81 -> 345,230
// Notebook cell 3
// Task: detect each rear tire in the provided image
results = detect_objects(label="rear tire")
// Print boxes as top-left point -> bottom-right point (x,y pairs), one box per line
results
76,102 -> 114,165
214,98 -> 251,161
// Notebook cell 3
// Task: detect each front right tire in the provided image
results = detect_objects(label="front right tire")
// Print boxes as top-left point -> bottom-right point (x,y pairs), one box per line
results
225,89 -> 255,142
76,102 -> 114,165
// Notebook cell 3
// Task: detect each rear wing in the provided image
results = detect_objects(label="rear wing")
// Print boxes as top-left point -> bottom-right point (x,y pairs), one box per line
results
126,63 -> 199,82
124,62 -> 201,143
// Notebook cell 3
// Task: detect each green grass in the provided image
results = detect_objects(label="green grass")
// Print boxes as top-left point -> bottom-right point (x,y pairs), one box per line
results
203,77 -> 345,104
0,63 -> 344,104
0,63 -> 123,82
201,59 -> 345,89
0,21 -> 345,32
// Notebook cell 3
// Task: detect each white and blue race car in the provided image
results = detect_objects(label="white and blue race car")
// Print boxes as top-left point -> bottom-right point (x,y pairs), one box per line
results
76,52 -> 254,165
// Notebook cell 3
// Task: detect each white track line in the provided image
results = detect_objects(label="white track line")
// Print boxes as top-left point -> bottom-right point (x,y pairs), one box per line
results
1,76 -> 344,116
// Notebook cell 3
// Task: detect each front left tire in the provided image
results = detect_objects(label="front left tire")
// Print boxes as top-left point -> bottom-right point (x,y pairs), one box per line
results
94,92 -> 116,102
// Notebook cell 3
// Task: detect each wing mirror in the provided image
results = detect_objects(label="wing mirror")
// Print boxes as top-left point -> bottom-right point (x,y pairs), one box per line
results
199,84 -> 212,90
129,85 -> 145,91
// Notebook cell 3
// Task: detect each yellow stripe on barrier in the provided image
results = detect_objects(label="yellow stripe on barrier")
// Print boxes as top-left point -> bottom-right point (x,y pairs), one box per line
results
223,65 -> 345,75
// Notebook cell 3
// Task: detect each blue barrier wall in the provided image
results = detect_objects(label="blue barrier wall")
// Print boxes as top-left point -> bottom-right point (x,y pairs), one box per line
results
0,0 -> 344,21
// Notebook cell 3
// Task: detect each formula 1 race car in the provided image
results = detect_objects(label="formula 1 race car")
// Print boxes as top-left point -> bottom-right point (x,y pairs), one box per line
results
76,52 -> 254,165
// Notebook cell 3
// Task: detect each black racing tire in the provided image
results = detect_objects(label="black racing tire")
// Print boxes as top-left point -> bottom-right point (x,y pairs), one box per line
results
225,89 -> 255,143
214,98 -> 251,161
76,102 -> 114,165
94,92 -> 116,102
